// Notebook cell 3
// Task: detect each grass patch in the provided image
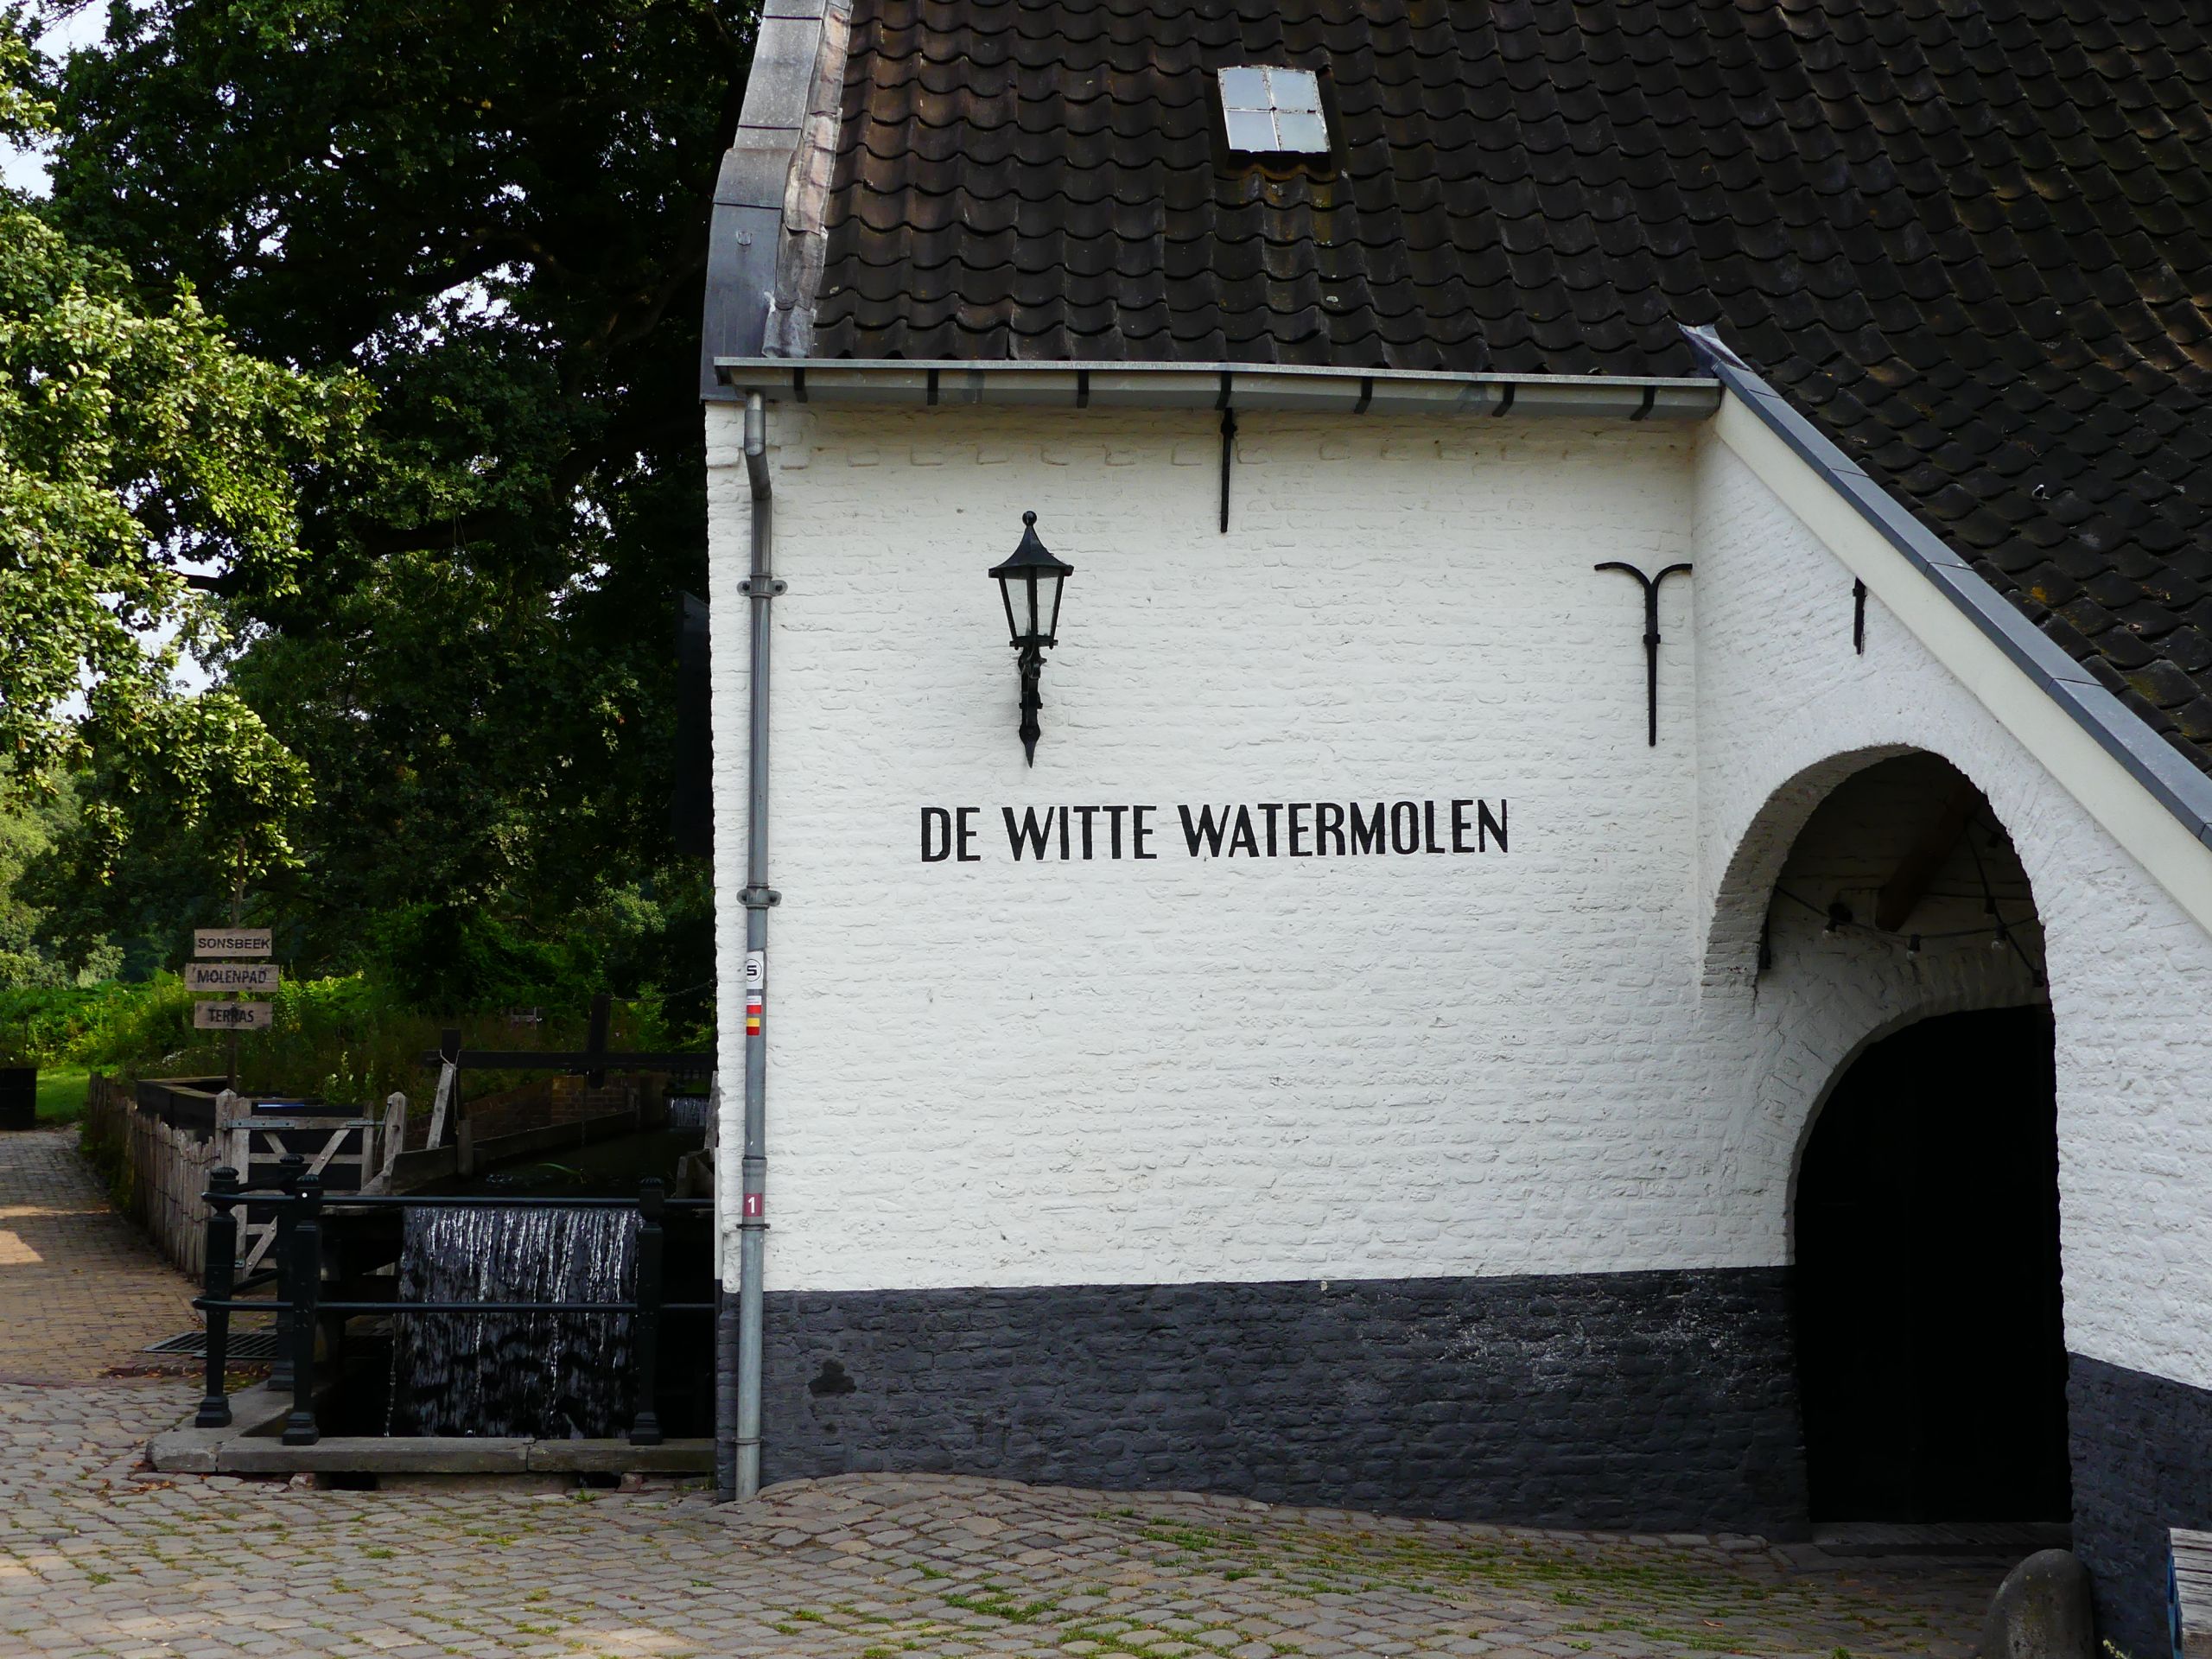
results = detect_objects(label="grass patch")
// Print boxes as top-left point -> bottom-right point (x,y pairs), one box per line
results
35,1065 -> 86,1124
940,1589 -> 1059,1624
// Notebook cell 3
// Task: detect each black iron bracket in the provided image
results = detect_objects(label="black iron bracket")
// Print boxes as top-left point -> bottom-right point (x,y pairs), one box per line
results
1015,643 -> 1046,766
1853,578 -> 1867,654
1594,560 -> 1693,747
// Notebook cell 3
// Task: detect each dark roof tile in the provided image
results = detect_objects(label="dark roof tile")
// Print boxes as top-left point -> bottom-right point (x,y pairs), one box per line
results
809,0 -> 2212,772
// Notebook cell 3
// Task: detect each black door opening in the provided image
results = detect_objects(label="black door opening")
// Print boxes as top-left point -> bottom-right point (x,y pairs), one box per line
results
1793,1007 -> 2071,1522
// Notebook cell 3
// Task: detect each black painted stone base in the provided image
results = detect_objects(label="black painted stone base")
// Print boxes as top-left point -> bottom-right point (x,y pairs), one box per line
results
762,1268 -> 1808,1536
2069,1353 -> 2212,1658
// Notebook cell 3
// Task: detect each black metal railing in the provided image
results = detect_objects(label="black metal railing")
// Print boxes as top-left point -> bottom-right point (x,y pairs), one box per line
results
193,1169 -> 713,1447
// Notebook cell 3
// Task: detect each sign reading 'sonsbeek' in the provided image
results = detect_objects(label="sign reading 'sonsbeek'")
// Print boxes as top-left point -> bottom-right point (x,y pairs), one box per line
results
919,799 -> 1509,863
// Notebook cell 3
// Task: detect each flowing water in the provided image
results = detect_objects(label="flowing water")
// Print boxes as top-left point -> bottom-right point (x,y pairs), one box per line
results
386,1206 -> 638,1438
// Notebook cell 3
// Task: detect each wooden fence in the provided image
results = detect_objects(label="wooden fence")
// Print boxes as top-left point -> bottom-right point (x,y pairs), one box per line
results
81,1072 -> 220,1278
85,1077 -> 413,1279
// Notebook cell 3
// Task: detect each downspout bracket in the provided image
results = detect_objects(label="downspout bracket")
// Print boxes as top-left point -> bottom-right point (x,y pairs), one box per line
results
739,887 -> 782,909
739,577 -> 787,598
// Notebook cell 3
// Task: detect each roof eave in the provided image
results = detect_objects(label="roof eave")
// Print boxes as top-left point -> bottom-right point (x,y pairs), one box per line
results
712,358 -> 1722,420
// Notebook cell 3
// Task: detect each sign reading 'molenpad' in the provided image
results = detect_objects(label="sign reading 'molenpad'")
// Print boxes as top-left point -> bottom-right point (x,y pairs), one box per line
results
920,799 -> 1508,863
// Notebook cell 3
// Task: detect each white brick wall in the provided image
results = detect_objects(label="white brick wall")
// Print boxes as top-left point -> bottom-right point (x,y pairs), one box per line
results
705,398 -> 2212,1393
1691,438 -> 2212,1392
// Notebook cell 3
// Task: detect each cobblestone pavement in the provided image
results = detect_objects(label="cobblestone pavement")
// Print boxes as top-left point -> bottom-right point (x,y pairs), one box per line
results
0,1131 -> 197,1385
0,1133 -> 2001,1658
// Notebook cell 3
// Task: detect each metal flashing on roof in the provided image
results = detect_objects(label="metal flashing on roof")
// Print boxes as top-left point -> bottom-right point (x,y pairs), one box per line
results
713,359 -> 1720,420
1681,326 -> 2212,852
699,0 -> 851,391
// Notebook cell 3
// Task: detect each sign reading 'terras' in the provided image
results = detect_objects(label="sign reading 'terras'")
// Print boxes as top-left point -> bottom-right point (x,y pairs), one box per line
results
919,799 -> 1508,863
193,1000 -> 272,1031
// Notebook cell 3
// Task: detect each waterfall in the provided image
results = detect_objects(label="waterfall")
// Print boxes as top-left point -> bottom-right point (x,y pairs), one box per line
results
386,1205 -> 638,1438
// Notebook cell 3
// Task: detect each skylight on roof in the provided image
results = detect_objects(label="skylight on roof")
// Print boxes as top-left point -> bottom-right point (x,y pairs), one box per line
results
1218,66 -> 1328,155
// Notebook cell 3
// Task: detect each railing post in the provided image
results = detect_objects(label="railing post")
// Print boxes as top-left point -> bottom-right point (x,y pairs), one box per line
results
269,1151 -> 305,1392
281,1176 -> 322,1446
194,1166 -> 240,1427
629,1178 -> 664,1446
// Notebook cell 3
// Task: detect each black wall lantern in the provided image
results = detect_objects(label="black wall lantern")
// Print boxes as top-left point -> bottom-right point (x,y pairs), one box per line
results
988,511 -> 1074,766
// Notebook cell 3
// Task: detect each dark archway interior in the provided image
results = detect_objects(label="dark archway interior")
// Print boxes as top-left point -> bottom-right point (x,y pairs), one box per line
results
1793,1007 -> 2071,1523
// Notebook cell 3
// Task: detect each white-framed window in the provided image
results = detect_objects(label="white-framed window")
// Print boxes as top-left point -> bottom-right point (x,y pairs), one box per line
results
1217,65 -> 1329,155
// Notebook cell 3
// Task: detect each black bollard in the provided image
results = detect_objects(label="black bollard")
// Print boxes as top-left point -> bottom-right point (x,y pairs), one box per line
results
268,1152 -> 306,1392
195,1166 -> 240,1427
629,1178 -> 665,1446
281,1176 -> 322,1446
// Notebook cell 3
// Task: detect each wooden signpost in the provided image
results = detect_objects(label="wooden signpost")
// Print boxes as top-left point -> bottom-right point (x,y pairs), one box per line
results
193,1001 -> 274,1032
194,928 -> 272,957
185,963 -> 282,994
195,884 -> 276,1086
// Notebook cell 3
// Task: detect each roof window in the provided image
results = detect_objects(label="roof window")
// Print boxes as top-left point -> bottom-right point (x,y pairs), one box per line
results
1218,66 -> 1328,155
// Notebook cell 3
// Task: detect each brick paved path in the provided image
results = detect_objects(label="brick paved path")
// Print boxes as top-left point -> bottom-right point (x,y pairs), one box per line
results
0,1131 -> 2001,1658
0,1131 -> 198,1384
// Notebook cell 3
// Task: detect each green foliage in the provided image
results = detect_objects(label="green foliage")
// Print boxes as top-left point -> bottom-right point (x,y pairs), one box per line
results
26,0 -> 746,999
0,780 -> 118,985
0,966 -> 696,1105
361,902 -> 595,1014
0,8 -> 49,138
0,18 -> 372,887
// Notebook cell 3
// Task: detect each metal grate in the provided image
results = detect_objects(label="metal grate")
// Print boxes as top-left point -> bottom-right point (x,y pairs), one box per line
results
146,1327 -> 281,1360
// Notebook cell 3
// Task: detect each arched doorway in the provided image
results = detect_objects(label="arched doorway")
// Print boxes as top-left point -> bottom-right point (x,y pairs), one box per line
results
1793,1007 -> 2070,1522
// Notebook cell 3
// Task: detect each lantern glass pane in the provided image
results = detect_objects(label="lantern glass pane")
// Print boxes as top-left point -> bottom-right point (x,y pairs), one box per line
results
997,575 -> 1020,645
1041,570 -> 1065,641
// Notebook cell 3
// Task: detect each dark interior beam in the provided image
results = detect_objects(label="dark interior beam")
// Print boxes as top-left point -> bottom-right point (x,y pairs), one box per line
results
1874,779 -> 1985,931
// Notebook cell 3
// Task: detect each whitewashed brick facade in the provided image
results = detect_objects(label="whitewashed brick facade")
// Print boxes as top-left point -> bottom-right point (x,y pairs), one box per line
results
706,397 -> 2212,1394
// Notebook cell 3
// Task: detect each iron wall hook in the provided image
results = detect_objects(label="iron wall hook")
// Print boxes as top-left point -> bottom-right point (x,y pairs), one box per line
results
1594,560 -> 1693,747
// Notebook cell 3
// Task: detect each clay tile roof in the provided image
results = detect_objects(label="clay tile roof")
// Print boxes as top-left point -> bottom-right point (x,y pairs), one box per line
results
806,0 -> 2212,775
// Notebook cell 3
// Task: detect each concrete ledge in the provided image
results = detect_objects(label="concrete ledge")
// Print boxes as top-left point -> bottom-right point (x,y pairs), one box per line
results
529,1440 -> 715,1474
148,1383 -> 293,1471
219,1436 -> 532,1474
148,1396 -> 715,1477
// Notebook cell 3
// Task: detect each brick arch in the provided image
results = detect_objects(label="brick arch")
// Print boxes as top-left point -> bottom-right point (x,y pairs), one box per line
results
1700,744 -> 1916,991
1700,742 -> 2053,1262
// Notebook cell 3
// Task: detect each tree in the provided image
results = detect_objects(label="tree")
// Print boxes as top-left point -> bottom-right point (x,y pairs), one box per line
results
1,10 -> 369,912
32,0 -> 748,1007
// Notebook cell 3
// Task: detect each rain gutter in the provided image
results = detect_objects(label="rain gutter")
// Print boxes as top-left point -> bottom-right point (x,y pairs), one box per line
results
712,358 -> 1721,419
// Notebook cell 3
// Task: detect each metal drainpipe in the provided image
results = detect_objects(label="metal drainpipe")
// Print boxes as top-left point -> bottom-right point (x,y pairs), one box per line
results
719,391 -> 780,1502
